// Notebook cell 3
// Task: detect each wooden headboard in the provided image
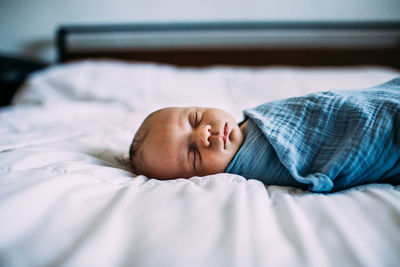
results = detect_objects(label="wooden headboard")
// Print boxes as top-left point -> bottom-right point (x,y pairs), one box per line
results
56,21 -> 400,68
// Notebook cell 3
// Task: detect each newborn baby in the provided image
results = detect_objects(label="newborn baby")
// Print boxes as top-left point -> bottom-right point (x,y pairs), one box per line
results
129,77 -> 400,192
129,107 -> 247,179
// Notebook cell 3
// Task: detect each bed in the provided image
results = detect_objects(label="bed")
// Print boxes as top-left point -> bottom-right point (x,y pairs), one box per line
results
1,22 -> 400,267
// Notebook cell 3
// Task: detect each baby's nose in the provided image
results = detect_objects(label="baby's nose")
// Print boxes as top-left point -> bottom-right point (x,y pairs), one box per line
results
194,125 -> 211,147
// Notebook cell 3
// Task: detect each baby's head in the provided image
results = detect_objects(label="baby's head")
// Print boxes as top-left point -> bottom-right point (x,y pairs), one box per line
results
129,107 -> 246,180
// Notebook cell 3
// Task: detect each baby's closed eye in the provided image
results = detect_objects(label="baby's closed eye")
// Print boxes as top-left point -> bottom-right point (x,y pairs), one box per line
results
189,146 -> 200,170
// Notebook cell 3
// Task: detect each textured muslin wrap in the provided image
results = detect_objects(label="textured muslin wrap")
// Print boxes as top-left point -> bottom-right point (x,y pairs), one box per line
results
226,77 -> 400,192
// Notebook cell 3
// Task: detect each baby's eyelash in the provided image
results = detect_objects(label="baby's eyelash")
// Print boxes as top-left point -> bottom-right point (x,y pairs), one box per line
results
189,112 -> 196,128
191,147 -> 196,169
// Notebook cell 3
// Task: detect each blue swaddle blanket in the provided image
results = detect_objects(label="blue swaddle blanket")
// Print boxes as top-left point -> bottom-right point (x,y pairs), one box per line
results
226,77 -> 400,192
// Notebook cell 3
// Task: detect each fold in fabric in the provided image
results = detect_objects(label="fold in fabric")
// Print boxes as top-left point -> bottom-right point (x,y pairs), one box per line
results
226,77 -> 400,192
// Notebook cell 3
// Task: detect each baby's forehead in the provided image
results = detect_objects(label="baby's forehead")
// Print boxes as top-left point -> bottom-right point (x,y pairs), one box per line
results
140,129 -> 189,178
145,127 -> 181,153
144,112 -> 187,152
155,107 -> 184,118
148,107 -> 186,129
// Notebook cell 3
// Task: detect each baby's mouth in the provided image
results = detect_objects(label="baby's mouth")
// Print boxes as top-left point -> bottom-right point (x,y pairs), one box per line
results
223,123 -> 228,148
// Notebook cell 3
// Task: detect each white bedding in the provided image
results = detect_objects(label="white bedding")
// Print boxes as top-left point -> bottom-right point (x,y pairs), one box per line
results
1,60 -> 399,267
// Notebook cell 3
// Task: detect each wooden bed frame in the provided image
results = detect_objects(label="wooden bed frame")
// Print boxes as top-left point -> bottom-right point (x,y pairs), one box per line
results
56,21 -> 400,68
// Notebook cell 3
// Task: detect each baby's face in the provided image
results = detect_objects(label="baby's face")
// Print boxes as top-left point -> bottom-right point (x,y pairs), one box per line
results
136,107 -> 246,180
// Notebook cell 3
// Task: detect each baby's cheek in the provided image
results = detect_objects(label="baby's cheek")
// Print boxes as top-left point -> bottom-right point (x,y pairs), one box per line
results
201,155 -> 230,175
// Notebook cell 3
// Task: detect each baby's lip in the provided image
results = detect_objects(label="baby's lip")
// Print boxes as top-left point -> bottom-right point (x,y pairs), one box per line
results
223,123 -> 228,148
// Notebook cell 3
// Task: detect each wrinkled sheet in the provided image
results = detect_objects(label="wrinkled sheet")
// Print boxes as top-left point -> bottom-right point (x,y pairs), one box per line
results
1,61 -> 400,267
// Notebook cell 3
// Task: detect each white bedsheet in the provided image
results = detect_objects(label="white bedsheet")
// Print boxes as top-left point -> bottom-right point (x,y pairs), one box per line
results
1,60 -> 399,267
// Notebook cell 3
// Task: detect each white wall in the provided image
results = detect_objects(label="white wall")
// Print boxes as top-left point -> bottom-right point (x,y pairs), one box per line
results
1,0 -> 399,62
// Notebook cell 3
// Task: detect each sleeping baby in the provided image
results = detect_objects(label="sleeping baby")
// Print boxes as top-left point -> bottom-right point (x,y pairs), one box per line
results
129,77 -> 400,192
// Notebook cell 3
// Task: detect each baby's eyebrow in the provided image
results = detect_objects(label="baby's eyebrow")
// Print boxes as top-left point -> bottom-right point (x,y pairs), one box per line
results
178,144 -> 194,177
178,108 -> 186,129
176,108 -> 194,174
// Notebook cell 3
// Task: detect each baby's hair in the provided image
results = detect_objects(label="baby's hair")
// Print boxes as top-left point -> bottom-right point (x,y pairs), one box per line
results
129,133 -> 146,174
128,109 -> 161,175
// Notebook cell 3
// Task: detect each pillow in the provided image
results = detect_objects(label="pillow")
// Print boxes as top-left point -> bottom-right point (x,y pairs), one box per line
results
14,60 -> 400,121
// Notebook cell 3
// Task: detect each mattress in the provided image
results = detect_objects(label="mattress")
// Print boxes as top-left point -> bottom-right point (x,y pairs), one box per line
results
1,60 -> 399,267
